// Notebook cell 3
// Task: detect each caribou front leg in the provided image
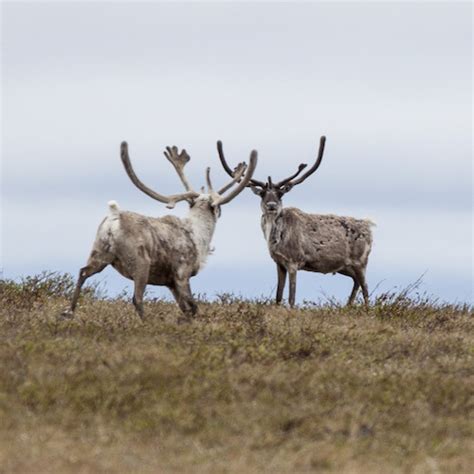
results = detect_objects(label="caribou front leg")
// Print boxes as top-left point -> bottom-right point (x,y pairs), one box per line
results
276,263 -> 287,305
170,279 -> 198,323
288,270 -> 297,308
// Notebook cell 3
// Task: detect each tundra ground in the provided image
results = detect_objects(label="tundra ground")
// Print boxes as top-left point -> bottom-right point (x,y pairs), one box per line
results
0,274 -> 472,473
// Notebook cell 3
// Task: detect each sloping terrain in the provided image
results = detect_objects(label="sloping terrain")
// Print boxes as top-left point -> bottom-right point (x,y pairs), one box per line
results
0,274 -> 472,473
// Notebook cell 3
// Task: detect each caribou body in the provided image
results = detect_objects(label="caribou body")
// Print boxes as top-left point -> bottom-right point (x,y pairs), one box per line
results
218,137 -> 374,307
64,142 -> 257,320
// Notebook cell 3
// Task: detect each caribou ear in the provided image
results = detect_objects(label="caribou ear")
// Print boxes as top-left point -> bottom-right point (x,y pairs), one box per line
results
279,183 -> 294,195
250,184 -> 264,196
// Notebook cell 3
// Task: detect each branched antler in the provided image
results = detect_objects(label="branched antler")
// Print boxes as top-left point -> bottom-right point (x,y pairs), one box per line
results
213,153 -> 257,206
217,141 -> 265,187
216,137 -> 326,193
206,162 -> 251,201
121,142 -> 199,209
275,163 -> 308,188
288,136 -> 326,187
122,140 -> 258,210
217,162 -> 246,195
164,146 -> 195,192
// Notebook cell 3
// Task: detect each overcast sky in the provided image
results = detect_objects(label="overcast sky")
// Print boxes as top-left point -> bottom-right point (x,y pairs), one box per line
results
2,2 -> 472,304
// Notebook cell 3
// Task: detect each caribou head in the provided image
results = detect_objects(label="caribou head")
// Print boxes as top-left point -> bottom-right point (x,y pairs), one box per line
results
217,136 -> 326,216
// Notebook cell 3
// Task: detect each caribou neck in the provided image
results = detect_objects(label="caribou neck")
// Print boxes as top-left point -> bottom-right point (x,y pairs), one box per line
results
261,208 -> 283,248
186,203 -> 218,269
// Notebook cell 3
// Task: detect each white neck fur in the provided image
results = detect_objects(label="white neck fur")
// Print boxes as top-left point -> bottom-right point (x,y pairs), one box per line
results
261,212 -> 280,248
186,204 -> 217,270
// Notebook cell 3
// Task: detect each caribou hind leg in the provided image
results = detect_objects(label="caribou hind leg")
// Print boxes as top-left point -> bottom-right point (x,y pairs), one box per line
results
338,269 -> 361,306
355,268 -> 369,306
347,278 -> 360,306
131,263 -> 150,319
63,255 -> 111,317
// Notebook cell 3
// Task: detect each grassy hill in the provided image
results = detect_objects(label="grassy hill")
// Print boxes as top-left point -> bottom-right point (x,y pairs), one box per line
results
0,273 -> 472,473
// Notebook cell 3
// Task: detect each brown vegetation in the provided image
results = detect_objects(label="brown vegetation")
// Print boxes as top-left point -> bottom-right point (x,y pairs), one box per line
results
0,273 -> 472,473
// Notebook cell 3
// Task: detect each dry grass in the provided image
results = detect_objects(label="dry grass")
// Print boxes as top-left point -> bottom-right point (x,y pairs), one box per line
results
0,273 -> 472,473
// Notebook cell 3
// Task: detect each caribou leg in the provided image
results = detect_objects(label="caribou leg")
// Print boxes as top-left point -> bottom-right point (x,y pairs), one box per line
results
276,263 -> 287,305
288,271 -> 297,308
355,268 -> 369,306
64,259 -> 109,317
347,278 -> 360,306
131,264 -> 150,319
338,269 -> 360,306
170,280 -> 198,322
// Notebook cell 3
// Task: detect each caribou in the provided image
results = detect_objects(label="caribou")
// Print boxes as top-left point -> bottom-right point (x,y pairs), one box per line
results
217,136 -> 374,307
63,142 -> 257,320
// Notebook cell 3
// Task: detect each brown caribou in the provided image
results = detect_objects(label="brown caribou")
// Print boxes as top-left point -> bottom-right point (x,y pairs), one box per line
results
217,136 -> 374,307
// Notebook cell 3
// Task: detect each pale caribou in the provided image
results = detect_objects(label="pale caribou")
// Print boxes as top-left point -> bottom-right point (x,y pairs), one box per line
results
63,142 -> 257,320
218,136 -> 374,307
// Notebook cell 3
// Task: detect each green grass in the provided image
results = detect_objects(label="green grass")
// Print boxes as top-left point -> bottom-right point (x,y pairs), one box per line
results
0,273 -> 472,473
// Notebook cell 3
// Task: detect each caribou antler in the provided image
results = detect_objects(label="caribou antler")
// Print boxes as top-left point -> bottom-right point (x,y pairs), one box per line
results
217,162 -> 246,195
217,137 -> 326,192
275,163 -> 308,188
286,136 -> 326,187
121,142 -> 199,209
205,167 -> 215,194
217,140 -> 265,187
213,152 -> 258,206
164,146 -> 195,192
206,160 -> 255,204
206,162 -> 246,196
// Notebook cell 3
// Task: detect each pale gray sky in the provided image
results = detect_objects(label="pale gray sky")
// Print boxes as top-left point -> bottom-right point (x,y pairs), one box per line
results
2,2 -> 472,303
